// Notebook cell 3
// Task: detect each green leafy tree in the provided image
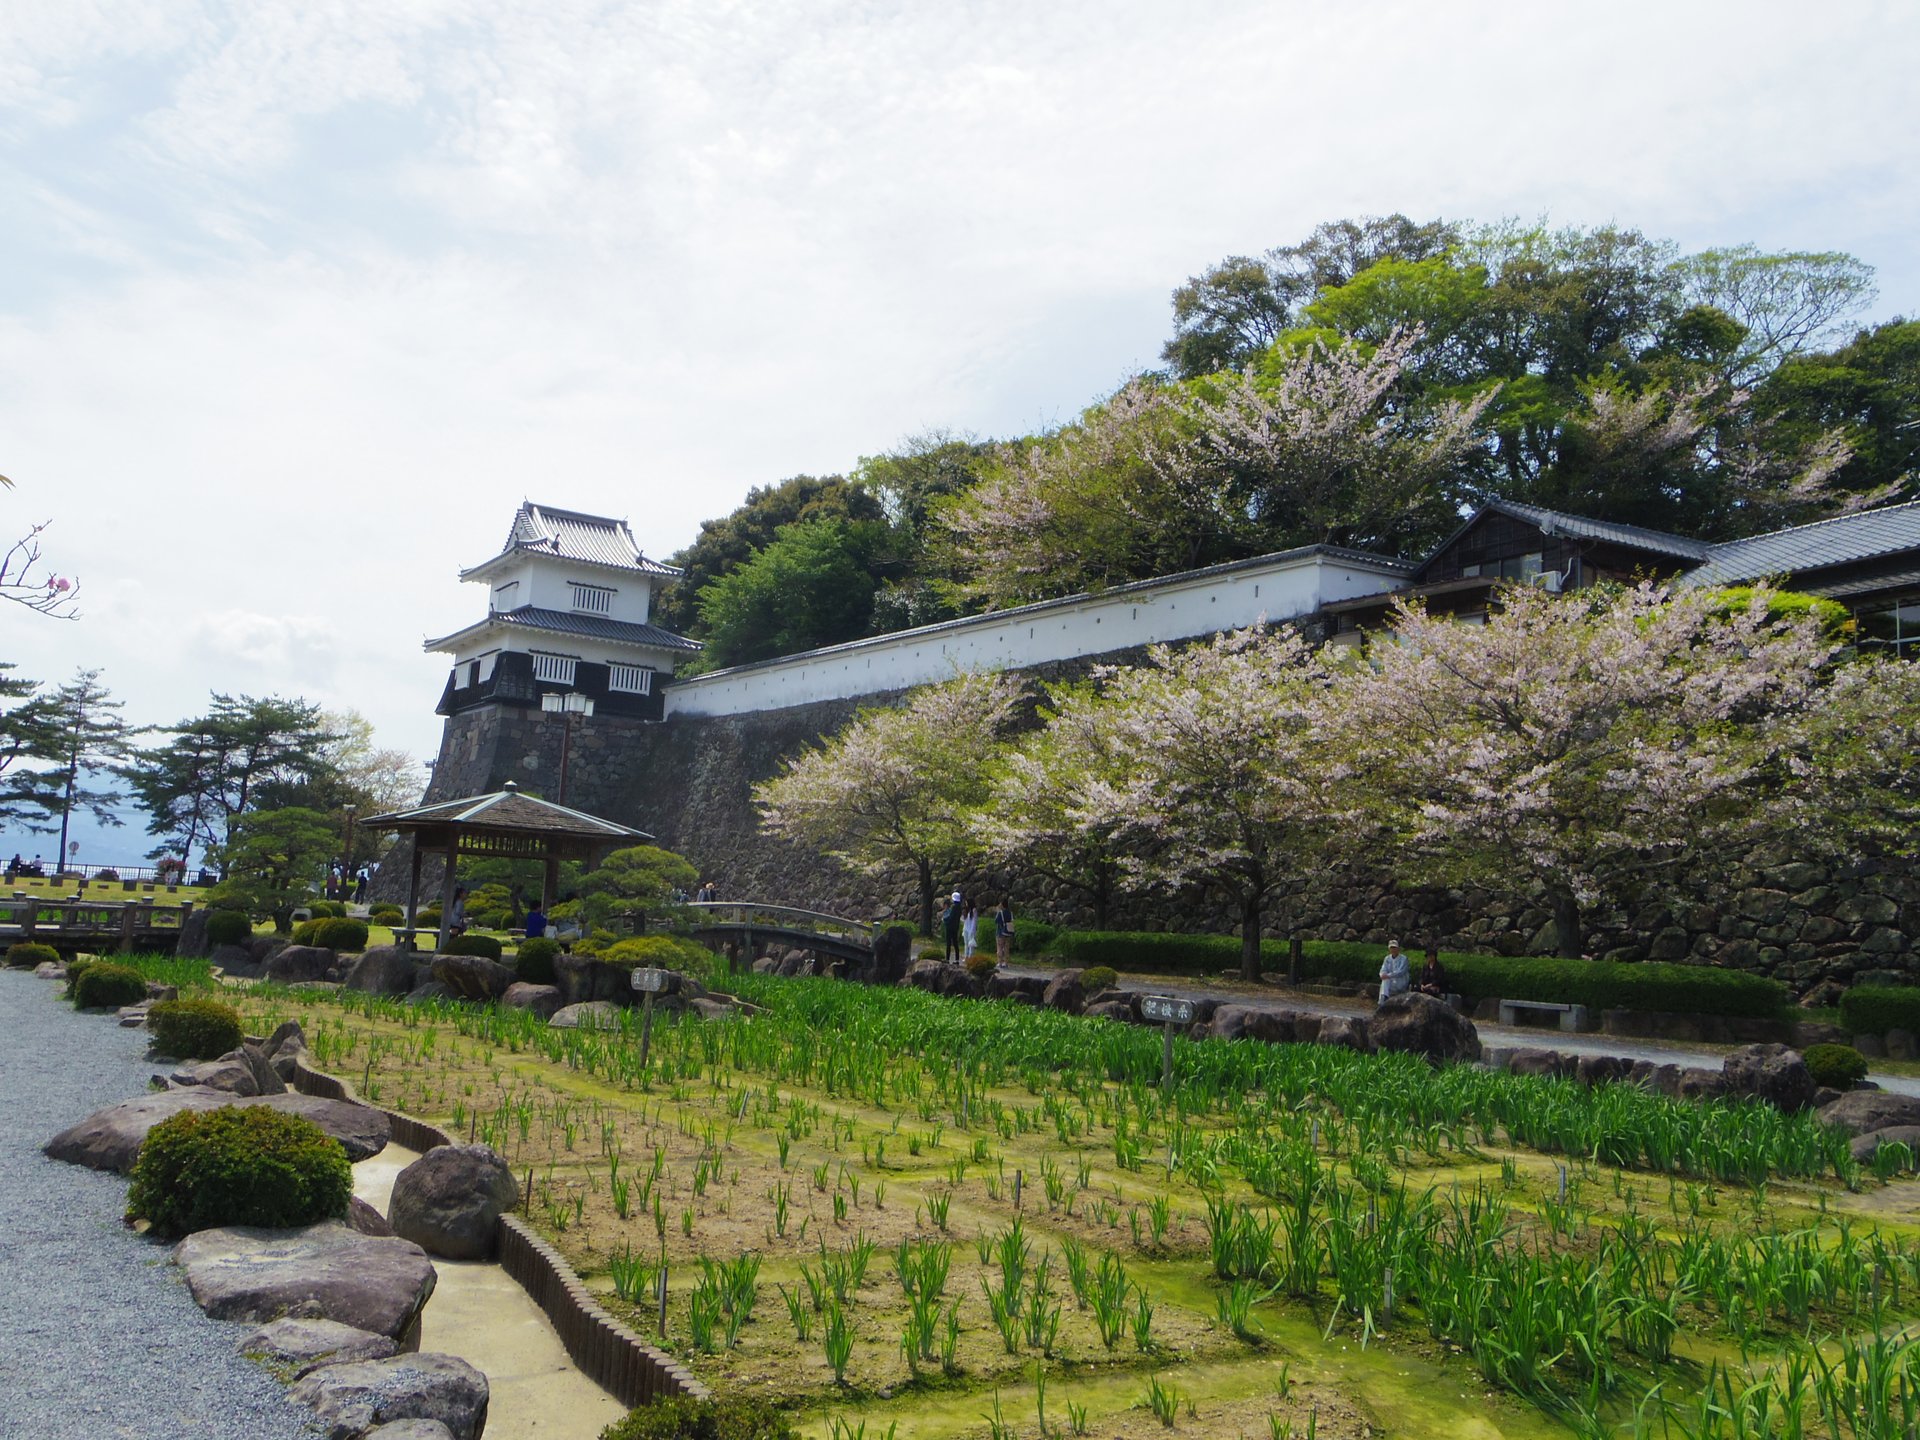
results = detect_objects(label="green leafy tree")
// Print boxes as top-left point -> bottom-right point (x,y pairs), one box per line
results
655,476 -> 886,634
696,519 -> 892,668
1756,319 -> 1920,505
210,806 -> 337,933
11,669 -> 136,867
576,844 -> 700,929
755,671 -> 1024,934
0,663 -> 58,828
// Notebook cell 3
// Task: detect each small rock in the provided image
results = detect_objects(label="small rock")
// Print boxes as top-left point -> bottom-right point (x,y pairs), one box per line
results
1849,1125 -> 1920,1167
176,1222 -> 438,1343
548,1001 -> 624,1029
288,1353 -> 488,1440
239,1316 -> 397,1378
1506,1048 -> 1574,1079
347,1196 -> 396,1239
33,961 -> 66,979
388,1146 -> 518,1261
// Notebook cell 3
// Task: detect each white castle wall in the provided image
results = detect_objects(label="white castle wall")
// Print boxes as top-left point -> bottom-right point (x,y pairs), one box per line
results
663,546 -> 1408,719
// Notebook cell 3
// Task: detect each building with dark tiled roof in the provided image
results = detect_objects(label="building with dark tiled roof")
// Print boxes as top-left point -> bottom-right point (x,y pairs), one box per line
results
1325,497 -> 1920,655
426,502 -> 700,720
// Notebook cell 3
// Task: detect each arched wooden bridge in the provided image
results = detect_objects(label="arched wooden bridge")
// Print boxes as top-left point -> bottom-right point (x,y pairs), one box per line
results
682,901 -> 877,966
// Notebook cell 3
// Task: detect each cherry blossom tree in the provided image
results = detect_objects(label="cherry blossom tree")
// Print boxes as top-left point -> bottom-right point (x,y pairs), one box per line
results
754,671 -> 1024,934
1062,627 -> 1359,981
1,476 -> 76,618
978,681 -> 1136,930
1348,583 -> 1837,958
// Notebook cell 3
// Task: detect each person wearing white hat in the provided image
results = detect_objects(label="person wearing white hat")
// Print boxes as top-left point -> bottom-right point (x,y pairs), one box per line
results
942,891 -> 965,963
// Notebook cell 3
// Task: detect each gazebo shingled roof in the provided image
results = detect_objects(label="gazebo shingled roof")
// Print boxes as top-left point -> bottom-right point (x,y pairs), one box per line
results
362,781 -> 650,951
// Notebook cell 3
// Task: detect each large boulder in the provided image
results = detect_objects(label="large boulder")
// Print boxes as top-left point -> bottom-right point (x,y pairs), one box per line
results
1040,970 -> 1086,1015
175,1222 -> 438,1343
212,943 -> 261,978
1818,1089 -> 1920,1136
1210,1005 -> 1295,1045
1314,1015 -> 1372,1053
1721,1043 -> 1816,1112
430,955 -> 515,1002
175,908 -> 212,960
903,959 -> 982,999
46,1091 -> 390,1173
1084,1000 -> 1133,1023
1368,993 -> 1482,1064
1850,1125 -> 1920,1167
551,953 -> 637,1006
289,1353 -> 488,1440
239,1317 -> 398,1378
345,947 -> 422,997
264,1021 -> 310,1082
1503,1048 -> 1575,1079
263,945 -> 337,986
869,925 -> 912,985
170,1042 -> 285,1097
548,1001 -> 624,1030
1576,1055 -> 1637,1088
500,982 -> 562,1018
388,1146 -> 518,1261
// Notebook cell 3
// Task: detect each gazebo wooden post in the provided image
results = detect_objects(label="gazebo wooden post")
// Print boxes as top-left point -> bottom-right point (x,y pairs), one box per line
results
437,840 -> 459,953
404,841 -> 424,951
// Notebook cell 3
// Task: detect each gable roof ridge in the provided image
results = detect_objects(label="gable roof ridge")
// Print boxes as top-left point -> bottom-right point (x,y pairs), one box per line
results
1704,497 -> 1920,555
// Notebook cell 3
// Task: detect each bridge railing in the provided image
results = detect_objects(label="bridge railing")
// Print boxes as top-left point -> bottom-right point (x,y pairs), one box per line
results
0,898 -> 194,937
682,901 -> 876,946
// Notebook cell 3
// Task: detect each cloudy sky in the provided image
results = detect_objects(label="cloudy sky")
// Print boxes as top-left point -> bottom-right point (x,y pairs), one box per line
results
4,0 -> 1917,862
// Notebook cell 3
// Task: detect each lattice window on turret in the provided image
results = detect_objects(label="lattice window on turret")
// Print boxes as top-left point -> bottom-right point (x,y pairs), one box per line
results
608,663 -> 653,694
530,652 -> 578,684
570,583 -> 615,615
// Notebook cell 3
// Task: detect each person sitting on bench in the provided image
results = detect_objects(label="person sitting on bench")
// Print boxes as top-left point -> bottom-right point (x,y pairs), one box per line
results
1416,945 -> 1449,998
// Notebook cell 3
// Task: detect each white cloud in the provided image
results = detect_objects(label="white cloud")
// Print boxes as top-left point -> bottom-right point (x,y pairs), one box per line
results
0,0 -> 1916,783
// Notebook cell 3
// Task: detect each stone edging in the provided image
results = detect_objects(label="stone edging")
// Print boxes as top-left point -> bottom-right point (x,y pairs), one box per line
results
286,1056 -> 708,1406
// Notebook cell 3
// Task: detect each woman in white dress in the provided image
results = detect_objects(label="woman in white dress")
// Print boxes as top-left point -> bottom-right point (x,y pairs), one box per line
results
961,902 -> 979,959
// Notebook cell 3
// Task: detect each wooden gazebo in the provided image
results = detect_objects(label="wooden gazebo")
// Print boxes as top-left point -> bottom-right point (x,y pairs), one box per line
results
362,782 -> 650,951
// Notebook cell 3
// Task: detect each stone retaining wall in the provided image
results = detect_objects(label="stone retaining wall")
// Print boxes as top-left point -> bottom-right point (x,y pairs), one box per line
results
397,641 -> 1920,997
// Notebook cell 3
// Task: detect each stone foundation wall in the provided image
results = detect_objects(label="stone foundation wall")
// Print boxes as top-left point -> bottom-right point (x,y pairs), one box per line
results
392,654 -> 1920,997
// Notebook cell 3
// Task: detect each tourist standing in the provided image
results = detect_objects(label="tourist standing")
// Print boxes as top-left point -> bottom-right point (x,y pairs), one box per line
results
994,898 -> 1014,968
961,901 -> 979,959
448,886 -> 469,936
942,891 -> 964,963
354,866 -> 370,902
1377,939 -> 1410,1002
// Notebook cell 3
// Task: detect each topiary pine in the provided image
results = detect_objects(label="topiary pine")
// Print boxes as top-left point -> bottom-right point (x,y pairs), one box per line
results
205,909 -> 253,946
127,1105 -> 351,1239
72,962 -> 147,1010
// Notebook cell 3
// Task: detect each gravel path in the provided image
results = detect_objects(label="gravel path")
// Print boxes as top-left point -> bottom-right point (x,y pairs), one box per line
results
0,969 -> 316,1439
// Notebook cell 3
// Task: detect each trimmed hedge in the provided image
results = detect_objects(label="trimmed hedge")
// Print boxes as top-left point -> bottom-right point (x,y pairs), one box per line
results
313,917 -> 368,952
1045,930 -> 1788,1018
443,934 -> 503,961
1803,1043 -> 1869,1089
127,1105 -> 351,1239
149,998 -> 244,1060
6,941 -> 58,969
205,909 -> 253,946
72,962 -> 148,1010
1010,921 -> 1058,956
515,937 -> 560,986
1839,985 -> 1920,1038
599,1397 -> 797,1440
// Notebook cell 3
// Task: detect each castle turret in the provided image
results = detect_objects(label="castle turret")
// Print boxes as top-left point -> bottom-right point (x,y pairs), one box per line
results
425,502 -> 700,722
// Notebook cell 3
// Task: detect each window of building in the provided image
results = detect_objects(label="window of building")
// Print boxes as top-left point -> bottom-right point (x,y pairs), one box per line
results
608,663 -> 653,694
530,652 -> 578,684
570,583 -> 615,615
491,580 -> 518,610
1858,593 -> 1920,655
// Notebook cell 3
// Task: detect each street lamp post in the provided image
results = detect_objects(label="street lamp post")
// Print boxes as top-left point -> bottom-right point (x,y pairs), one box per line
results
541,692 -> 594,804
341,803 -> 357,901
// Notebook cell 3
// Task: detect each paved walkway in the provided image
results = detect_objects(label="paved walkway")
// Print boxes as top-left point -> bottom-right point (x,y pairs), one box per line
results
1003,963 -> 1920,1098
0,969 -> 314,1440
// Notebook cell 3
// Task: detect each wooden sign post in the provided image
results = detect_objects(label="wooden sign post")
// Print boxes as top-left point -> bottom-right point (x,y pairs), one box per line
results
1140,994 -> 1195,1090
630,966 -> 669,1070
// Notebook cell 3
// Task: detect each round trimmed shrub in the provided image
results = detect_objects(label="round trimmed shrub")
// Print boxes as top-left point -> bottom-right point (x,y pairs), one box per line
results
290,919 -> 322,946
1804,1043 -> 1870,1090
1080,965 -> 1118,992
205,909 -> 253,946
73,962 -> 147,1009
127,1105 -> 351,1239
473,908 -> 511,931
62,957 -> 94,995
515,937 -> 561,986
148,998 -> 244,1060
965,953 -> 996,980
313,917 -> 369,952
369,905 -> 404,924
601,934 -> 713,981
417,907 -> 442,928
598,1396 -> 797,1440
6,941 -> 58,969
443,933 -> 503,961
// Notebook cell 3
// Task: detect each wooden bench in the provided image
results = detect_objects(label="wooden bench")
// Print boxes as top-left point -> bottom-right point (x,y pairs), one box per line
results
1497,998 -> 1590,1032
